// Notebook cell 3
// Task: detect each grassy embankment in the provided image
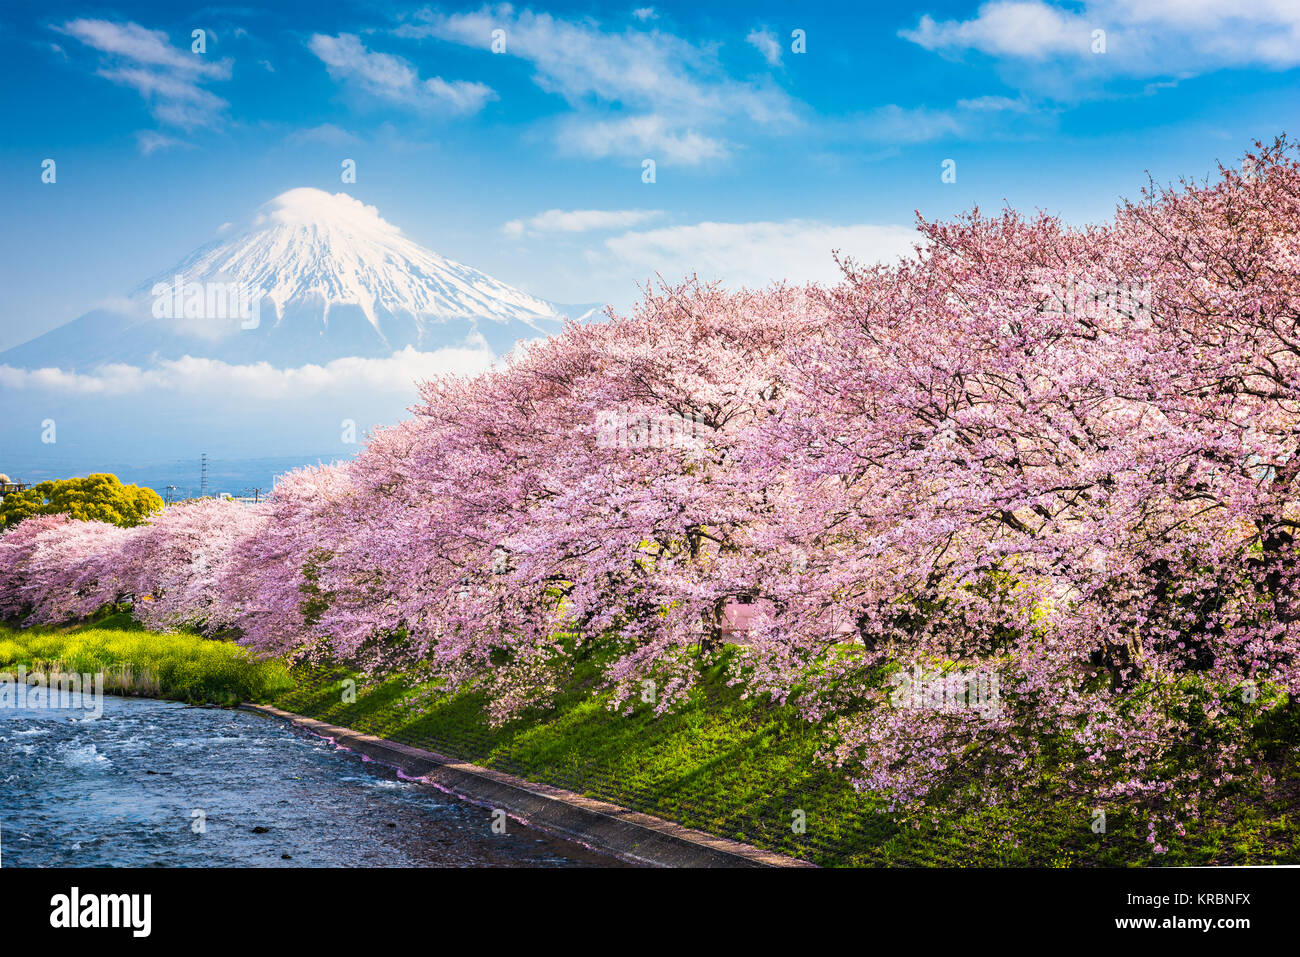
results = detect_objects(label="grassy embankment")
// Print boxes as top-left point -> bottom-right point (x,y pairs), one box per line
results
2,612 -> 1295,866
0,610 -> 293,706
270,651 -> 1299,868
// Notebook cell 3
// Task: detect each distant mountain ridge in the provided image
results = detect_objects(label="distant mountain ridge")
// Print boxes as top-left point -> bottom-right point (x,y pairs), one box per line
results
2,188 -> 601,371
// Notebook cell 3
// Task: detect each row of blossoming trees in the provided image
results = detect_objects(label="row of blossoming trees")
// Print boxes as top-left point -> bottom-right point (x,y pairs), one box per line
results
4,141 -> 1299,842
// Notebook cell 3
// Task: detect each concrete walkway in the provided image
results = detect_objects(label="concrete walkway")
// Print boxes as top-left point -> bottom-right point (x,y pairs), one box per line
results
240,703 -> 814,869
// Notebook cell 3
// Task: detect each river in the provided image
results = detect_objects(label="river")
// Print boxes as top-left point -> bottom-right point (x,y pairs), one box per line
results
0,694 -> 621,867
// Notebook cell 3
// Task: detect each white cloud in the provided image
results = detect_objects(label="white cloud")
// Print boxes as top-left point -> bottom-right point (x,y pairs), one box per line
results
902,1 -> 1300,73
955,94 -> 1033,112
601,220 -> 920,290
422,74 -> 497,112
286,123 -> 360,147
746,28 -> 782,67
504,208 -> 663,238
847,94 -> 1053,143
308,33 -> 496,114
399,6 -> 799,163
0,346 -> 495,399
555,113 -> 728,165
135,130 -> 191,154
632,8 -> 658,21
55,19 -> 232,129
903,3 -> 1086,59
56,19 -> 228,77
857,104 -> 967,142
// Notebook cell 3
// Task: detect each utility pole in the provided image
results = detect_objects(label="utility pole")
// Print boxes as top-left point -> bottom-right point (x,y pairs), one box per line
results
199,453 -> 208,498
164,485 -> 179,505
243,486 -> 265,504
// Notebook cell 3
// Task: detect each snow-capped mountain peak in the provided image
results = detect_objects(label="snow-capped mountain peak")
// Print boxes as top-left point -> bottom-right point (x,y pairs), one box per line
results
3,188 -> 599,371
161,187 -> 562,331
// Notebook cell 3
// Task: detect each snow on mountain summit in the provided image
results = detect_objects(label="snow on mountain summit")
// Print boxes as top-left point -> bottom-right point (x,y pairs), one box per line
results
163,187 -> 562,331
257,187 -> 396,232
3,189 -> 596,371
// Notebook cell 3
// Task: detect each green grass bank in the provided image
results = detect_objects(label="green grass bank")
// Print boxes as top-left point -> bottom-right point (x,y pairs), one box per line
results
269,653 -> 1299,867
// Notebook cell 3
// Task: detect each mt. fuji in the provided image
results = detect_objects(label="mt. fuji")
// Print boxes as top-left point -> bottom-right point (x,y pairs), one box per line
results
1,188 -> 600,371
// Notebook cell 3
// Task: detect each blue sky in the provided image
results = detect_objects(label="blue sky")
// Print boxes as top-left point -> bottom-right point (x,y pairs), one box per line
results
3,0 -> 1300,352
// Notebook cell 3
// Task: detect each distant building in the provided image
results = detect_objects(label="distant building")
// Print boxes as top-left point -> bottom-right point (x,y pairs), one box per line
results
218,492 -> 262,505
0,473 -> 30,497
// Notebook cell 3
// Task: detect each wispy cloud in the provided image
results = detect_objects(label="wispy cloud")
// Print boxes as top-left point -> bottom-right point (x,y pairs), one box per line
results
746,28 -> 782,67
135,130 -> 192,154
398,5 -> 799,164
903,2 -> 1089,59
600,219 -> 919,289
902,1 -> 1300,77
285,123 -> 360,147
504,208 -> 663,238
845,94 -> 1053,143
857,104 -> 968,143
308,33 -> 496,114
955,94 -> 1033,112
0,346 -> 494,399
54,19 -> 232,129
555,114 -> 728,165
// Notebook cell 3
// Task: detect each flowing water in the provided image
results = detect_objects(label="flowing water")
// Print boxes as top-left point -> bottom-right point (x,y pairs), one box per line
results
0,694 -> 620,867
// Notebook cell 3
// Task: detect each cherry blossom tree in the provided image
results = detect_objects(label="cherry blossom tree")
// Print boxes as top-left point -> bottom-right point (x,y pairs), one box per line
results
3,139 -> 1297,848
6,517 -> 142,624
120,497 -> 269,633
219,461 -> 357,660
302,280 -> 823,717
734,137 -> 1300,837
0,514 -> 73,621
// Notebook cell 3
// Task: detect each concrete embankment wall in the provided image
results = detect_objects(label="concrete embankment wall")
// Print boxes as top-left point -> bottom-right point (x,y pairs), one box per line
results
241,703 -> 813,869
